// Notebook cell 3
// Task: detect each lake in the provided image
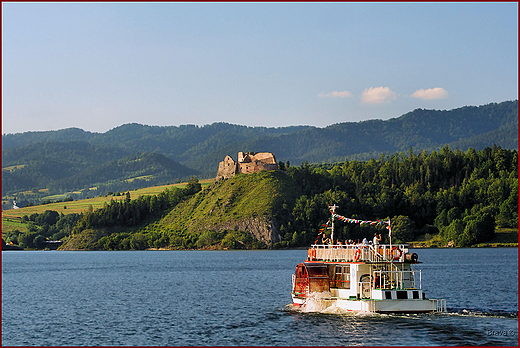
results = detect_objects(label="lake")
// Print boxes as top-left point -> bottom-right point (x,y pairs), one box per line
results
2,248 -> 518,346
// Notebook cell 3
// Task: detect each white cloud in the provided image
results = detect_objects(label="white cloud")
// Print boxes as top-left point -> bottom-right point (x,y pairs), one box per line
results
411,87 -> 449,100
318,90 -> 353,98
361,86 -> 397,104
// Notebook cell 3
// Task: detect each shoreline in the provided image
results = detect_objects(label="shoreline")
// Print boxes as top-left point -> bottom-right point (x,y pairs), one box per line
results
4,244 -> 518,251
408,243 -> 518,248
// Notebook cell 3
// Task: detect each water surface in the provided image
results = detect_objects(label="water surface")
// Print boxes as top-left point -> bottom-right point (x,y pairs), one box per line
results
2,248 -> 517,346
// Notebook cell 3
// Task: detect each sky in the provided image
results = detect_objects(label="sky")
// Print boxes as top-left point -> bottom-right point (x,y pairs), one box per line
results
2,2 -> 518,135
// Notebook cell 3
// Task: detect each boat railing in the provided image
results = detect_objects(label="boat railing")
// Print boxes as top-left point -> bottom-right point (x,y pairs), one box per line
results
373,269 -> 421,290
309,244 -> 408,263
433,299 -> 447,312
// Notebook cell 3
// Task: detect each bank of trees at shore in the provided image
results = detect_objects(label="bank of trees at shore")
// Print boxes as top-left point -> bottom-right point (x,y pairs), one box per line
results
5,146 -> 517,250
281,145 -> 517,247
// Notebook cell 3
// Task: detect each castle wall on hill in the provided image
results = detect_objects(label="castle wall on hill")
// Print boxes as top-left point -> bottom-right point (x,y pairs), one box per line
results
217,155 -> 238,179
216,152 -> 278,180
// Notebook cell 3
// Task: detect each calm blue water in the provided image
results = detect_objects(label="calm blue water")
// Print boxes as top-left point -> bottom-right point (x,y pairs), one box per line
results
2,248 -> 518,346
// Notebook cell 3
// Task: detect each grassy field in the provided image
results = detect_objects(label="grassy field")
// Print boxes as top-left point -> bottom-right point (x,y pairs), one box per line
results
2,179 -> 214,235
2,188 -> 50,205
2,164 -> 26,172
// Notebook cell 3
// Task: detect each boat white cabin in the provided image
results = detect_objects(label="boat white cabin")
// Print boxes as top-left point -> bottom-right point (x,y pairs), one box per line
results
291,206 -> 446,314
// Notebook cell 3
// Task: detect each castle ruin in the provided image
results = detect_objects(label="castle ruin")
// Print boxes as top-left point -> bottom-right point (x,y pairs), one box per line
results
216,152 -> 278,180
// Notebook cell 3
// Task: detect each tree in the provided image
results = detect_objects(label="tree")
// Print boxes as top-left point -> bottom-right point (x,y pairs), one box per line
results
18,232 -> 38,249
459,213 -> 495,246
33,235 -> 47,249
390,215 -> 416,243
497,196 -> 518,228
184,176 -> 202,195
129,233 -> 148,250
441,219 -> 464,245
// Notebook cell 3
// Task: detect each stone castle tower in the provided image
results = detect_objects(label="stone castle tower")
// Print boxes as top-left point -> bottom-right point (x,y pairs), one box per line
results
216,152 -> 278,180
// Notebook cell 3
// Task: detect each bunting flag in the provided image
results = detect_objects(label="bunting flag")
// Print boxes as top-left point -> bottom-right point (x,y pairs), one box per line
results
315,220 -> 332,243
328,206 -> 391,230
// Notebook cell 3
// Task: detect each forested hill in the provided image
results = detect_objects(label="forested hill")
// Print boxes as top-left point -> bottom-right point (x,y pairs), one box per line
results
2,100 -> 517,198
14,145 -> 517,251
2,148 -> 197,199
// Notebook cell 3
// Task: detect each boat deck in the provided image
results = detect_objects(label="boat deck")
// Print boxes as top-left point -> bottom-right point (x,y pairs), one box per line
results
308,243 -> 410,263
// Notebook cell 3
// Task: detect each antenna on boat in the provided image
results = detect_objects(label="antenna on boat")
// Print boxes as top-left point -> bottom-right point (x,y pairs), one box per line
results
388,219 -> 392,261
329,204 -> 339,243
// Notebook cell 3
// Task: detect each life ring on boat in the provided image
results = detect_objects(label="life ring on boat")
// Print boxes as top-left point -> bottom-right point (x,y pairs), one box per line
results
354,248 -> 361,261
391,247 -> 402,261
308,248 -> 316,260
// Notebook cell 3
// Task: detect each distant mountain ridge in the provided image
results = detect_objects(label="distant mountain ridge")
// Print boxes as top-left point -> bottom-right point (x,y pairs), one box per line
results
2,145 -> 197,198
2,100 -> 517,198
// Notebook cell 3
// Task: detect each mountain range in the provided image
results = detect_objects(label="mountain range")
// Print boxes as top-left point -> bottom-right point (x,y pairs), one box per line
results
2,100 -> 518,200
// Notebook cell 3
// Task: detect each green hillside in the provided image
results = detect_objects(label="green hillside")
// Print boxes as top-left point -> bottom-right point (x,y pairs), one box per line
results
2,149 -> 197,203
61,171 -> 301,250
149,170 -> 302,247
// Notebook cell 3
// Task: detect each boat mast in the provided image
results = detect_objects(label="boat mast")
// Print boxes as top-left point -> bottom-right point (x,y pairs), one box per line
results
389,218 -> 392,256
330,204 -> 339,243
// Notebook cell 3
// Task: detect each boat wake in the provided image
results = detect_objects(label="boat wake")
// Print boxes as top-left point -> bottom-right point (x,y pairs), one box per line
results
288,292 -> 377,316
447,308 -> 518,319
300,292 -> 336,313
286,302 -> 518,319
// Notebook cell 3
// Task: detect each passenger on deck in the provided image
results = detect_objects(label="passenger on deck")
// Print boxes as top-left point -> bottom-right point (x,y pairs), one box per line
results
322,235 -> 331,245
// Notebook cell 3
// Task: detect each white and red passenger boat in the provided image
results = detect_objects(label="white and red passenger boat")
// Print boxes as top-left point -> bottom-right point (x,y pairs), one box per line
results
291,205 -> 446,314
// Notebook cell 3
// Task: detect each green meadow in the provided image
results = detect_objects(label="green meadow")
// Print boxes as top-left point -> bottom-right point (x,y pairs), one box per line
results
2,179 -> 214,236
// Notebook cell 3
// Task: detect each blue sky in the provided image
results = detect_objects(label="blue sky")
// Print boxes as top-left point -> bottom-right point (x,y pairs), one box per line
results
2,2 -> 518,134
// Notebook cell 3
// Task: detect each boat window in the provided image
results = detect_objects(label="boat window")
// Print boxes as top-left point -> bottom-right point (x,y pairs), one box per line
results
385,291 -> 392,300
413,291 -> 420,299
331,265 -> 350,289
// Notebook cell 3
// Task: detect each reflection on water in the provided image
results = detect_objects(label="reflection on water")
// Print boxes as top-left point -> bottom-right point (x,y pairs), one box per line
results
285,308 -> 517,346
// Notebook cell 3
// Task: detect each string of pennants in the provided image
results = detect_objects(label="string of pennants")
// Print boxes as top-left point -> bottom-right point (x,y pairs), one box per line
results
327,206 -> 392,231
318,209 -> 392,236
316,207 -> 392,243
332,213 -> 390,228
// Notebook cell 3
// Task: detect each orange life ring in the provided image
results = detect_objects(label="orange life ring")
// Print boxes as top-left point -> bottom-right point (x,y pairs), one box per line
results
308,248 -> 316,260
354,248 -> 361,261
391,247 -> 402,261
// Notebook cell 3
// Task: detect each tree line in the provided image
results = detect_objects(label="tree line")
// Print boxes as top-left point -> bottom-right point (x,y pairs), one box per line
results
276,145 -> 517,248
4,146 -> 517,250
